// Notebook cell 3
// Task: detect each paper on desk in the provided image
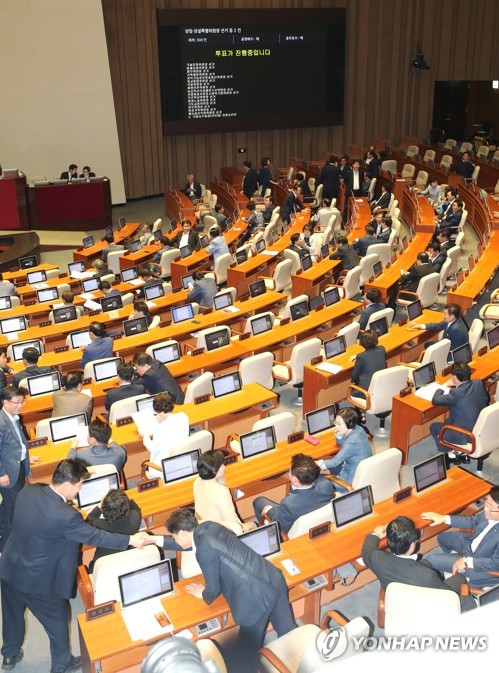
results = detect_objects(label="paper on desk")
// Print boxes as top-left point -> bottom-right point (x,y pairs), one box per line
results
80,292 -> 96,300
6,333 -> 19,341
132,410 -> 159,437
32,282 -> 49,290
316,362 -> 344,374
414,382 -> 450,401
84,299 -> 102,311
76,426 -> 90,448
261,250 -> 279,256
71,271 -> 94,279
128,278 -> 144,286
122,599 -> 174,642
146,301 -> 157,308
222,306 -> 239,314
108,310 -> 120,320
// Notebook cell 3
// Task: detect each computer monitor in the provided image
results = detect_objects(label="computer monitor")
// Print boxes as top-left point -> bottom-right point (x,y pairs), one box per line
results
200,235 -> 210,249
211,371 -> 242,399
301,255 -> 313,271
0,296 -> 12,311
486,325 -> 499,351
27,372 -> 61,398
239,426 -> 276,459
213,292 -> 233,311
305,403 -> 338,436
451,342 -> 472,364
250,314 -> 273,336
81,277 -> 100,293
121,266 -> 139,283
255,239 -> 266,253
69,330 -> 92,349
477,583 -> 499,608
27,270 -> 47,284
49,412 -> 88,443
236,248 -> 248,264
83,236 -> 94,249
323,335 -> 347,360
171,304 -> 194,323
321,243 -> 329,258
0,316 -> 26,334
118,216 -> 126,229
11,339 -> 42,362
390,249 -> 398,264
238,522 -> 281,558
225,217 -> 233,229
53,306 -> 78,324
154,229 -> 163,241
249,279 -> 266,298
119,559 -> 174,608
123,317 -> 149,337
372,261 -> 382,278
407,299 -> 423,321
270,229 -> 279,245
179,246 -> 191,259
414,454 -> 447,493
76,472 -> 119,509
402,237 -> 409,251
323,286 -> 341,307
19,255 -> 38,269
104,226 -> 113,238
205,329 -> 230,351
93,358 -> 122,382
332,486 -> 373,529
36,287 -> 59,303
181,274 -> 194,290
162,449 -> 200,484
144,283 -> 164,301
101,294 -> 123,312
151,342 -> 180,364
68,261 -> 86,275
136,395 -> 156,414
290,299 -> 310,322
412,361 -> 437,390
129,240 -> 142,253
368,316 -> 388,337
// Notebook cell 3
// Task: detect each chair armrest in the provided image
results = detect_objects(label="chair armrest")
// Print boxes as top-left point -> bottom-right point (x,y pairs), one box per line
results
140,460 -> 162,481
320,609 -> 348,630
346,384 -> 371,410
259,510 -> 273,527
326,475 -> 353,492
396,289 -> 418,303
377,586 -> 386,628
225,433 -> 240,455
481,304 -> 498,319
76,564 -> 94,609
183,340 -> 198,355
438,425 -> 475,454
272,361 -> 292,382
257,647 -> 293,673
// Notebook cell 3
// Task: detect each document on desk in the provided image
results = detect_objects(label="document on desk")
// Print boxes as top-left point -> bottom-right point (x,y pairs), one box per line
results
128,278 -> 145,286
80,292 -> 96,300
132,410 -> 159,437
414,383 -> 450,401
222,306 -> 239,314
316,362 -> 344,375
261,250 -> 279,256
32,282 -> 49,290
146,301 -> 157,308
83,299 -> 102,311
122,598 -> 174,642
71,271 -> 95,280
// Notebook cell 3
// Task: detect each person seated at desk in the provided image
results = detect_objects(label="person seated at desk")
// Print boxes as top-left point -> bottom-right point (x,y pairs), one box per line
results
206,226 -> 230,263
57,289 -> 84,318
351,330 -> 387,400
187,270 -> 218,308
376,216 -> 392,243
67,418 -> 126,472
79,321 -> 114,369
129,300 -> 154,328
133,352 -> 184,403
358,288 -> 386,331
135,265 -> 159,299
435,188 -> 457,219
434,199 -> 463,238
153,236 -> 175,264
0,348 -> 14,397
138,392 -> 189,478
312,197 -> 338,229
79,165 -> 96,179
300,223 -> 318,255
52,371 -> 93,419
182,173 -> 202,203
87,489 -> 142,571
361,516 -> 474,610
388,251 -> 433,309
317,408 -> 372,491
369,211 -> 384,236
450,151 -> 475,179
427,241 -> 446,273
12,347 -> 54,387
370,183 -> 392,213
280,185 -> 305,224
253,453 -> 335,534
329,236 -> 360,271
437,228 -> 453,254
101,233 -> 124,264
288,232 -> 308,260
242,200 -> 264,235
418,177 -> 441,205
0,273 -> 18,298
262,195 -> 277,223
173,219 -> 200,253
138,222 -> 154,247
422,485 -> 499,589
91,258 -> 109,279
199,203 -> 228,232
60,163 -> 78,181
104,362 -> 146,412
99,280 -> 121,299
410,303 -> 469,355
429,362 -> 489,465
194,450 -> 253,534
353,224 -> 378,257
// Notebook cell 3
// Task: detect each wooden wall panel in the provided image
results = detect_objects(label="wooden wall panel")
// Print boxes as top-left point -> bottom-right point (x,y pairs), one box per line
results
101,0 -> 499,200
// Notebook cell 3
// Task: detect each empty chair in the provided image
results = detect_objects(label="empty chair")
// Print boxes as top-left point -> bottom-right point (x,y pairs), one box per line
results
183,372 -> 214,404
329,265 -> 361,300
402,339 -> 451,381
366,243 -> 391,268
381,159 -> 397,176
145,339 -> 180,360
99,273 -> 115,285
260,258 -> 293,292
283,248 -> 301,276
401,164 -> 415,180
396,272 -> 440,309
202,214 -> 217,234
479,302 -> 499,323
365,307 -> 394,329
272,338 -> 322,403
213,253 -> 232,286
468,318 -> 484,353
122,292 -> 135,306
446,246 -> 461,278
444,139 -> 457,151
423,149 -> 436,164
159,249 -> 181,278
406,145 -> 419,158
279,294 -> 309,321
171,430 -> 214,457
367,177 -> 377,201
189,325 -> 231,351
313,183 -> 323,206
459,141 -> 473,154
239,352 -> 274,389
440,154 -> 453,171
151,218 -> 162,233
108,394 -> 150,424
464,165 -> 480,184
415,170 -> 429,188
213,287 -> 237,307
454,231 -> 465,249
83,357 -> 120,382
359,253 -> 379,286
228,412 -> 296,454
337,322 -> 361,347
107,250 -> 126,276
243,311 -> 275,335
384,583 -> 461,637
45,269 -> 60,279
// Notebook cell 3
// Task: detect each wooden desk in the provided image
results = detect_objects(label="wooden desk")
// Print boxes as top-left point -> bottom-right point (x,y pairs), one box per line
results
3,263 -> 59,282
291,257 -> 341,300
164,189 -> 195,221
220,167 -> 244,188
73,223 -> 141,263
447,232 -> 499,312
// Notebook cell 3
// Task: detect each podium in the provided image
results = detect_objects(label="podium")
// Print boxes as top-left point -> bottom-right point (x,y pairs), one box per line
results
0,174 -> 29,230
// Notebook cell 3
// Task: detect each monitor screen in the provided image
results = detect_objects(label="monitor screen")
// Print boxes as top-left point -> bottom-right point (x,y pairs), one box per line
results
323,286 -> 340,306
121,266 -> 138,283
36,288 -> 59,303
406,299 -> 423,321
414,454 -> 447,493
290,299 -> 309,321
129,240 -> 142,253
83,236 -> 94,249
332,486 -> 373,528
76,472 -> 119,509
240,426 -> 276,459
477,583 -> 499,608
172,304 -> 194,323
119,559 -> 174,608
123,317 -> 149,337
70,330 -> 91,349
212,371 -> 242,398
19,255 -> 38,269
200,235 -> 210,249
104,226 -> 114,238
101,294 -> 123,312
213,292 -> 233,310
162,449 -> 200,484
390,249 -> 397,264
27,270 -> 47,284
373,261 -> 382,278
0,296 -> 12,310
68,261 -> 86,275
181,274 -> 194,290
119,216 -> 126,229
301,255 -> 313,271
305,403 -> 338,436
250,314 -> 273,336
236,248 -> 248,264
154,229 -> 163,241
412,361 -> 436,390
136,395 -> 156,414
401,237 -> 409,251
324,335 -> 346,360
249,279 -> 266,298
255,239 -> 266,253
486,325 -> 499,351
151,343 -> 180,364
369,316 -> 388,337
321,243 -> 329,258
238,522 -> 281,558
93,358 -> 122,382
0,316 -> 26,334
27,372 -> 61,397
11,340 -> 42,362
205,329 -> 230,351
49,412 -> 88,443
53,306 -> 78,324
179,245 -> 191,258
451,342 -> 472,365
82,277 -> 100,293
144,283 -> 164,301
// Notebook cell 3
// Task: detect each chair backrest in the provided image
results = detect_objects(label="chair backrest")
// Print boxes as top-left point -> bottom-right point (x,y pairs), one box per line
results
440,154 -> 453,168
438,256 -> 453,293
145,339 -> 180,360
213,287 -> 237,307
272,259 -> 293,292
83,357 -> 120,382
468,318 -> 483,353
171,430 -> 214,457
459,141 -> 473,153
454,231 -> 465,249
160,249 -> 181,277
341,266 -> 362,300
384,582 -> 461,636
56,283 -> 71,297
469,401 -> 499,459
307,177 -> 316,194
184,371 -> 215,404
213,253 -> 233,284
86,463 -> 118,479
476,144 -> 490,161
196,640 -> 228,673
122,292 -> 135,306
367,366 -> 408,415
366,243 -> 391,268
253,411 -> 296,443
359,253 -> 379,286
280,294 -> 309,321
108,393 -> 150,424
381,159 -> 397,175
202,214 -> 217,234
401,164 -> 415,179
239,352 -> 274,389
107,250 -> 126,275
419,338 -> 451,374
367,177 -> 377,201
314,183 -> 323,204
423,149 -> 436,163
337,322 -> 361,347
288,338 -> 322,385
35,417 -> 52,440
415,272 -> 440,308
351,448 -> 402,503
283,248 -> 301,276
287,502 -> 334,539
444,138 -> 457,150
195,325 -> 231,350
470,165 -> 480,183
152,218 -> 162,233
415,170 -> 429,188
446,245 -> 461,277
244,311 -> 275,335
92,547 -> 161,605
366,307 -> 394,329
99,273 -> 115,285
406,145 -> 419,158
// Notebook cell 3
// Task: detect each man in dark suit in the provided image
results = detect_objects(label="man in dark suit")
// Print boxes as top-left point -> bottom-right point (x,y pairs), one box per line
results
133,352 -> 184,404
376,217 -> 392,243
12,348 -> 54,387
173,219 -> 200,253
104,362 -> 146,412
429,362 -> 489,463
287,233 -> 308,260
90,258 -> 110,279
241,161 -> 259,200
436,199 -> 463,237
365,150 -> 380,181
362,516 -> 473,608
399,251 -> 434,293
423,486 -> 499,588
79,322 -> 114,369
135,265 -> 162,300
338,155 -> 351,180
353,224 -> 378,257
101,233 -> 124,263
0,459 -> 148,673
0,387 -> 30,552
68,419 -> 126,472
450,151 -> 475,179
182,174 -> 202,202
438,228 -> 453,254
99,280 -> 121,299
411,302 -> 470,354
261,195 -> 277,223
329,236 -> 360,272
79,166 -> 96,179
427,241 -> 446,273
280,185 -> 305,224
315,156 -> 341,201
345,159 -> 365,197
159,509 -> 296,664
358,288 -> 386,331
253,454 -> 335,534
371,183 -> 392,213
59,164 -> 78,181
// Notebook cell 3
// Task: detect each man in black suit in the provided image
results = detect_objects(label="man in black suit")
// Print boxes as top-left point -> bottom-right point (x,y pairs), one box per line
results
280,185 -> 305,223
133,352 -> 184,404
79,166 -> 96,179
388,251 -> 434,309
371,183 -> 392,213
316,156 -> 341,201
358,288 -> 386,331
104,362 -> 146,412
12,348 -> 54,387
365,149 -> 380,181
338,155 -> 351,180
361,516 -> 473,609
427,241 -> 446,273
91,258 -> 110,279
99,280 -> 121,299
59,164 -> 78,181
329,236 -> 360,272
241,161 -> 259,200
135,265 -> 161,300
411,303 -> 470,354
0,459 -> 148,673
173,219 -> 200,253
376,216 -> 392,244
450,151 -> 475,179
353,224 -> 378,257
261,195 -> 277,223
182,174 -> 202,202
438,228 -> 453,254
345,159 -> 365,197
159,509 -> 296,666
435,199 -> 463,237
430,362 -> 489,464
287,233 -> 308,259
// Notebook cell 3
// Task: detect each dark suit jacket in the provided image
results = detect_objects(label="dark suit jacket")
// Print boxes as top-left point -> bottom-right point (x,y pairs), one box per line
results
358,302 -> 386,331
430,253 -> 446,273
353,235 -> 378,257
242,168 -> 259,199
447,511 -> 499,579
450,160 -> 474,179
425,316 -> 469,352
316,164 -> 340,199
400,263 -> 434,292
183,181 -> 202,199
79,336 -> 114,369
79,172 -> 96,178
329,245 -> 360,270
345,168 -> 365,196
140,360 -> 184,404
59,171 -> 75,181
12,365 -> 54,387
377,227 -> 391,244
371,191 -> 391,211
432,379 -> 489,432
267,477 -> 335,534
440,209 -> 463,233
104,382 -> 146,412
280,191 -> 305,222
87,500 -> 142,570
440,241 -> 452,254
365,158 -> 380,180
173,230 -> 200,252
0,409 -> 30,484
351,345 -> 386,392
0,484 -> 128,598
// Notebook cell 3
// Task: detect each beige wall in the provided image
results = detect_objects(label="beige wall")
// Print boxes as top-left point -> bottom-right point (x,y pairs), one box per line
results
0,0 -> 126,204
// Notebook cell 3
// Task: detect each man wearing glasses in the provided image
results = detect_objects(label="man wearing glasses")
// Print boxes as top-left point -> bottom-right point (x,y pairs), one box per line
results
422,486 -> 499,588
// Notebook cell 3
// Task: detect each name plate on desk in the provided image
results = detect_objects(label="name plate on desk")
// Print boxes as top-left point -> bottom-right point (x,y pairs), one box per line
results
398,318 -> 408,327
239,293 -> 249,302
85,601 -> 115,621
16,282 -> 26,287
310,355 -> 323,365
393,486 -> 412,503
9,267 -> 20,273
55,346 -> 69,353
40,320 -> 51,327
28,437 -> 48,449
194,393 -> 211,405
172,287 -> 182,293
160,320 -> 171,328
478,345 -> 488,357
25,300 -> 36,306
288,430 -> 304,444
295,268 -> 303,275
117,416 -> 133,427
315,303 -> 325,311
58,273 -> 69,279
191,347 -> 205,356
399,386 -> 412,398
223,453 -> 238,465
88,310 -> 100,316
309,522 -> 331,539
111,333 -> 122,340
138,478 -> 160,492
239,332 -> 251,341
280,317 -> 290,326
441,365 -> 452,377
82,378 -> 92,386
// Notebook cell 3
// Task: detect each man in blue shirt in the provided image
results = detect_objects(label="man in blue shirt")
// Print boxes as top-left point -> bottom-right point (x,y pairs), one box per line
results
206,227 -> 229,263
187,271 -> 218,308
410,303 -> 469,357
79,322 -> 113,369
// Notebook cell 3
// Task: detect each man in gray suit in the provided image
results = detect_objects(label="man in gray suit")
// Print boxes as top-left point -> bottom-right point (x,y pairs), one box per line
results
67,419 -> 126,472
0,387 -> 30,551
